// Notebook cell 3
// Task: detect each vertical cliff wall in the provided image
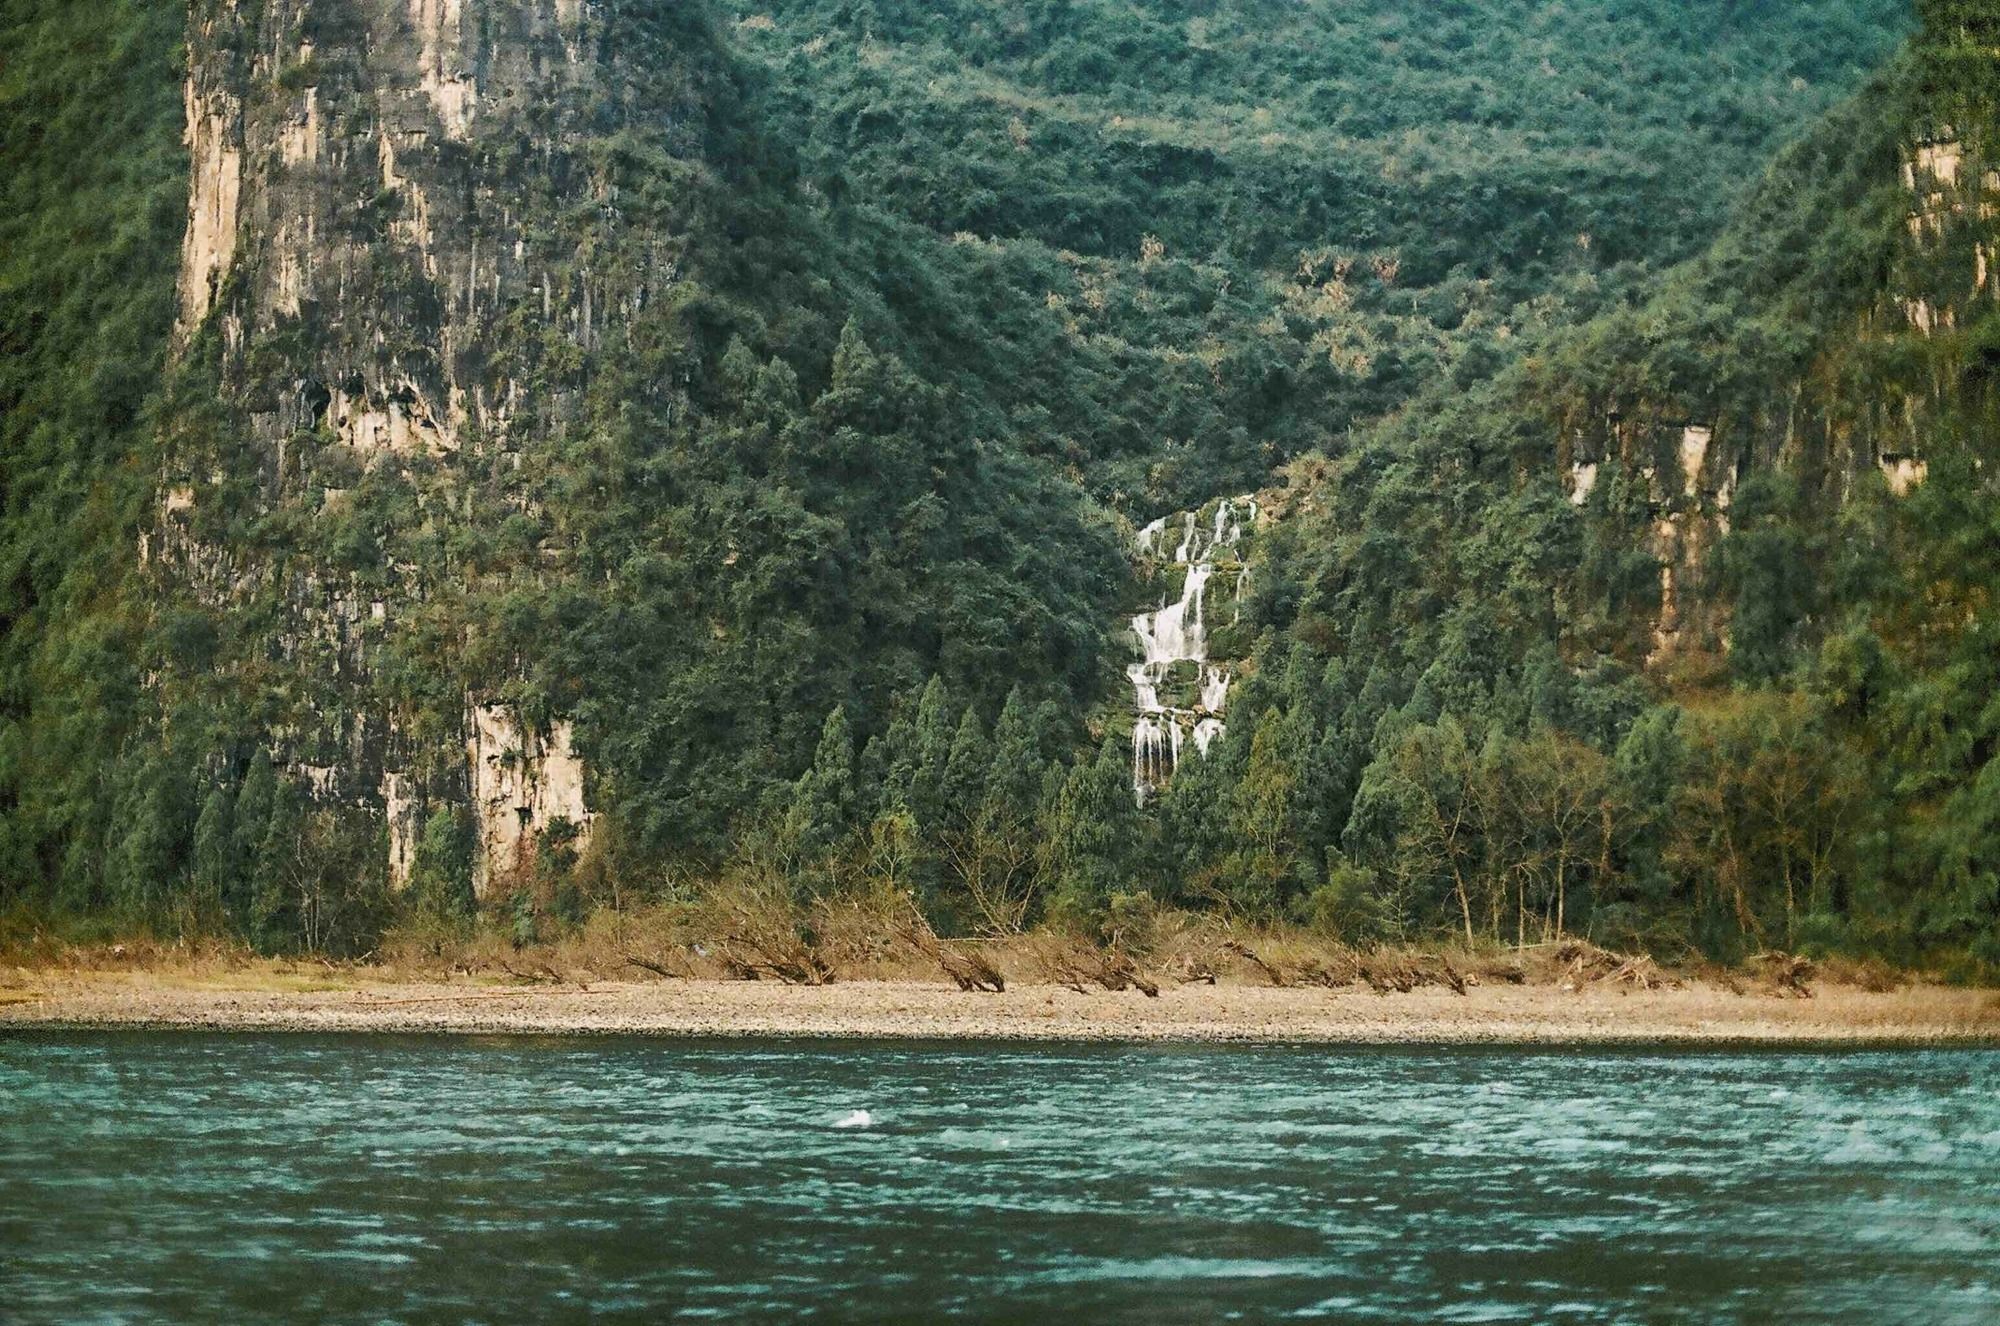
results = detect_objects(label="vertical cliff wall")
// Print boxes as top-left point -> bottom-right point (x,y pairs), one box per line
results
156,0 -> 725,892
172,0 -> 667,443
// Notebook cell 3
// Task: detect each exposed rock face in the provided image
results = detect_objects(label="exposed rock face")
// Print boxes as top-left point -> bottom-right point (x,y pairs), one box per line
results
158,0 -> 715,889
178,66 -> 241,336
172,0 -> 646,462
1900,132 -> 1998,341
1559,408 -> 1740,665
467,704 -> 591,895
1561,116 -> 1996,669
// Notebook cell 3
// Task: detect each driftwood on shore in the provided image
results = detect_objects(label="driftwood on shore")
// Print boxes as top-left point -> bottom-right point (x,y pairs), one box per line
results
897,910 -> 1006,993
498,960 -> 568,986
1601,954 -> 1679,991
721,939 -> 837,986
1221,940 -> 1291,987
1753,951 -> 1816,998
1172,955 -> 1218,985
1215,940 -> 1470,997
701,888 -> 840,985
1040,941 -> 1160,997
622,954 -> 687,981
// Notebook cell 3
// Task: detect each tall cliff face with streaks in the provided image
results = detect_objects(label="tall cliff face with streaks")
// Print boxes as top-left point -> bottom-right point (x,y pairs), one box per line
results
19,0 -> 1983,963
1218,7 -> 2000,966
158,0 -> 720,891
141,0 -> 1122,919
174,0 -> 667,402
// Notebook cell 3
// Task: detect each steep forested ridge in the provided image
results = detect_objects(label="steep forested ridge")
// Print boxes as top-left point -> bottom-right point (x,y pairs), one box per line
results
716,0 -> 1910,502
11,1 -> 1993,975
1215,2 -> 2000,968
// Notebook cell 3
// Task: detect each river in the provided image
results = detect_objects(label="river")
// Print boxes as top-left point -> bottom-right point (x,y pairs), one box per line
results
3,1034 -> 1996,1322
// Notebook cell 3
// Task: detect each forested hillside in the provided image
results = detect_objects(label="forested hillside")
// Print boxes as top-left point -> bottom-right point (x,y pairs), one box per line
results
717,0 -> 1908,501
1210,2 -> 2000,969
12,1 -> 1994,976
1,2 -> 190,909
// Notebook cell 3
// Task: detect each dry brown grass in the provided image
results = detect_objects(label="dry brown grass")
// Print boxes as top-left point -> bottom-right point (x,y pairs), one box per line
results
373,881 -> 1010,988
4,899 -> 1977,1007
1815,953 -> 1904,993
1029,931 -> 1160,995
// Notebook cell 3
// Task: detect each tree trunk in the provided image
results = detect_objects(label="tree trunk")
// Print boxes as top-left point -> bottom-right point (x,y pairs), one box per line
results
1554,852 -> 1566,940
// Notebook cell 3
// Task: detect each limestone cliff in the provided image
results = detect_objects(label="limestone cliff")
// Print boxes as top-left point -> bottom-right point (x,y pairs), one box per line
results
1553,96 -> 1997,672
155,0 -> 723,891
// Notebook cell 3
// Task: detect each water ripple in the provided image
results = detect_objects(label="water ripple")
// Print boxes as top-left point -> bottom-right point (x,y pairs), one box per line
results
1,1035 -> 1995,1322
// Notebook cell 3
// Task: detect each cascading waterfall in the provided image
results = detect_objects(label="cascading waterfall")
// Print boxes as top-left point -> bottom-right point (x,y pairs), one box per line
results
1128,495 -> 1257,803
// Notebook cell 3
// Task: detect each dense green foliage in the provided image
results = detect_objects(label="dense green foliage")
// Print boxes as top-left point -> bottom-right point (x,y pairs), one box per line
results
13,1 -> 1998,976
13,0 -> 1127,951
717,0 -> 1908,501
0,1 -> 188,902
1143,3 -> 2000,972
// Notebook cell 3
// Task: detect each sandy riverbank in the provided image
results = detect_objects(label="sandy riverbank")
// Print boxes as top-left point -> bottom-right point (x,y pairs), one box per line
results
3,972 -> 1997,1043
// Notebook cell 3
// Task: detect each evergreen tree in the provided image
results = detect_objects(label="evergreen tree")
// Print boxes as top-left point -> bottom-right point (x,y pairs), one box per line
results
785,706 -> 859,867
1041,738 -> 1141,928
1157,733 -> 1233,904
950,690 -> 1045,933
1607,716 -> 1677,933
189,779 -> 237,919
229,751 -> 276,929
251,779 -> 302,954
107,751 -> 190,920
941,706 -> 990,830
898,675 -> 956,834
407,806 -> 475,922
1718,475 -> 1815,682
985,688 -> 1046,822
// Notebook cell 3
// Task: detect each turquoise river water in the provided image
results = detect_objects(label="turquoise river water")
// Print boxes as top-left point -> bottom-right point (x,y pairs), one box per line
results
1,1034 -> 1996,1322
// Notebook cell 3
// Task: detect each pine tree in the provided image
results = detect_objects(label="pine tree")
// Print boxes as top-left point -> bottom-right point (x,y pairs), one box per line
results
189,780 -> 237,920
941,706 -> 990,830
986,688 -> 1046,823
408,806 -> 475,921
107,751 -> 190,920
950,690 -> 1045,933
1158,734 -> 1231,904
855,734 -> 891,825
874,709 -> 919,815
784,706 -> 858,869
251,778 -> 302,954
1605,705 -> 1686,946
229,751 -> 276,929
899,675 -> 956,834
1226,707 -> 1302,914
1041,738 -> 1141,928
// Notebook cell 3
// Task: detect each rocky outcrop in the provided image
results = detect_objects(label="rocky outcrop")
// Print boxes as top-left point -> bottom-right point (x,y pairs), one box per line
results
467,703 -> 591,895
156,0 -> 720,886
1560,408 -> 1740,665
170,0 -> 642,461
1560,112 -> 1997,670
177,64 -> 241,336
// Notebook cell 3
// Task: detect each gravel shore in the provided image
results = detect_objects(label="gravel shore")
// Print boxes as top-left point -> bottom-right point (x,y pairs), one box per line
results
3,975 -> 1996,1043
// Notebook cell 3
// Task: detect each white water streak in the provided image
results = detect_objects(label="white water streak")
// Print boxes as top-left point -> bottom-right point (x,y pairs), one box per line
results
1128,496 -> 1255,803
